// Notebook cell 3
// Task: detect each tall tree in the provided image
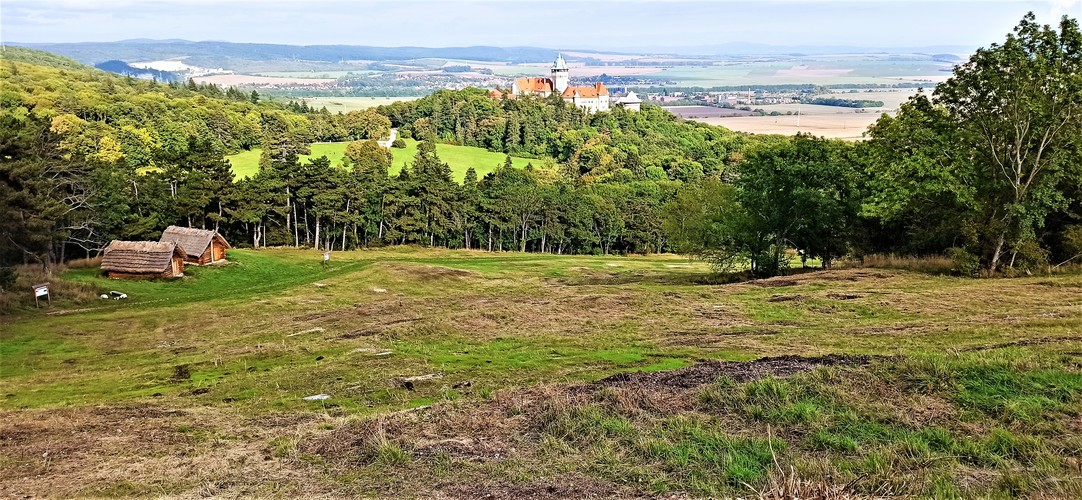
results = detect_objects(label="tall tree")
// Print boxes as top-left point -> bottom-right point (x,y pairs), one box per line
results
934,13 -> 1082,271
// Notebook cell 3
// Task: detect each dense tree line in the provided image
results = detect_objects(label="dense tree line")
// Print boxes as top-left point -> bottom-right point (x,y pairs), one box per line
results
2,14 -> 1081,286
667,14 -> 1082,276
801,98 -> 885,108
377,88 -> 749,182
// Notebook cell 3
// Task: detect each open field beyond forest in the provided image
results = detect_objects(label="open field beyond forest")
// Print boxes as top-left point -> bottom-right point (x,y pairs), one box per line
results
3,247 -> 1082,497
700,113 -> 886,141
684,88 -> 922,140
292,96 -> 421,113
226,138 -> 544,181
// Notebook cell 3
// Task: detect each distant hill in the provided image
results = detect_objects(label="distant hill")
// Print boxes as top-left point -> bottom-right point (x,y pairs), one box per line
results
94,60 -> 179,82
0,45 -> 89,70
9,40 -> 603,67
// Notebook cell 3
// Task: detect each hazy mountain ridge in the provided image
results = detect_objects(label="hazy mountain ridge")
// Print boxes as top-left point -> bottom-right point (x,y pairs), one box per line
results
9,39 -> 976,67
9,41 -> 601,66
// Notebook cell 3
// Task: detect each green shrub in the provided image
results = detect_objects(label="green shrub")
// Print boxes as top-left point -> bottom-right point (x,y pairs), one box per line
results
946,247 -> 980,277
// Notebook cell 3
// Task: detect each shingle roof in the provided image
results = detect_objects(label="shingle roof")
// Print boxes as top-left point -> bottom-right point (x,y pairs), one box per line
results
515,77 -> 554,94
101,241 -> 185,274
552,53 -> 569,71
160,226 -> 230,257
618,91 -> 642,104
562,82 -> 609,98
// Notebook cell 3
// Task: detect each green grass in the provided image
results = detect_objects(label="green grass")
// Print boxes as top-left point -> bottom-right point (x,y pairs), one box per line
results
4,247 -> 1082,497
226,138 -> 545,181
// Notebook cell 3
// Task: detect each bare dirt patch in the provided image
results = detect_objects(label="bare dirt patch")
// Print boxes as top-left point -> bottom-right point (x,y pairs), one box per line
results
378,262 -> 476,280
597,354 -> 880,390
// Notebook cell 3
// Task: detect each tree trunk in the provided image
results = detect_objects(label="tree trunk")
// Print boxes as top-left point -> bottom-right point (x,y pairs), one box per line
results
293,201 -> 300,248
286,186 -> 293,245
520,222 -> 528,252
304,206 -> 311,246
378,196 -> 385,240
314,217 -> 321,251
343,199 -> 351,251
990,231 -> 1007,273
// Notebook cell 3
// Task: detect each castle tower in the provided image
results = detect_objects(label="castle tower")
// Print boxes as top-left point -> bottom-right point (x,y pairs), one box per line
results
551,53 -> 569,93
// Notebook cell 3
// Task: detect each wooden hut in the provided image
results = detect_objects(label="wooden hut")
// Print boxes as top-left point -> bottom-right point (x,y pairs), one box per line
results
160,226 -> 231,265
101,241 -> 186,279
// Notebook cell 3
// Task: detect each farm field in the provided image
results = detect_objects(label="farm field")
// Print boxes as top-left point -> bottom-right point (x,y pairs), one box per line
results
2,247 -> 1082,497
192,74 -> 337,86
226,138 -> 545,181
661,105 -> 754,118
695,113 -> 887,140
292,96 -> 420,113
682,88 -> 922,139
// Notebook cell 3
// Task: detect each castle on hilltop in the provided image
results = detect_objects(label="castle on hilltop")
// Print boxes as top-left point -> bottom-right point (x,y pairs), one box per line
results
490,54 -> 616,114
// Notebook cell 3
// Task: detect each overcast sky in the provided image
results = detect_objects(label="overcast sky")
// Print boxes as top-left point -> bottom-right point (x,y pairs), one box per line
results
3,1 -> 1081,51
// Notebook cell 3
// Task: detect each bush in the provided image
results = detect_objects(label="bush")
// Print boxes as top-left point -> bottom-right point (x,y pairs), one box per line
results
1009,238 -> 1049,274
0,266 -> 15,293
391,138 -> 406,148
946,247 -> 980,277
849,253 -> 955,274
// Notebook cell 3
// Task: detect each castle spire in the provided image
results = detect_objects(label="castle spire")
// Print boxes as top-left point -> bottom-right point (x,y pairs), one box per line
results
551,53 -> 569,93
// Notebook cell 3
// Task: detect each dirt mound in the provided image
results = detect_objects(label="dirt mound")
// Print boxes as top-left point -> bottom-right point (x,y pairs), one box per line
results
752,269 -> 896,287
597,354 -> 880,390
378,262 -> 476,280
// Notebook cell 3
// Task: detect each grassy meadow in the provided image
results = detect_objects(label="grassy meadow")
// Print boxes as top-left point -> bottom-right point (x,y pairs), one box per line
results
3,247 -> 1082,497
227,138 -> 544,181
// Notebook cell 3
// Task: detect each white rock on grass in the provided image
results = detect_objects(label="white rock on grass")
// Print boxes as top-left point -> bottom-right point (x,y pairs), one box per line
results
288,327 -> 325,337
303,394 -> 331,401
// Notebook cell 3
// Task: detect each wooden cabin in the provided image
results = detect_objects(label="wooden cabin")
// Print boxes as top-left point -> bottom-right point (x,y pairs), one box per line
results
160,226 -> 231,265
101,241 -> 186,279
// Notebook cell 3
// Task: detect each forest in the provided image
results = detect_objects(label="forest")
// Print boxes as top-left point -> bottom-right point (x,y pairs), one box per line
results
2,13 -> 1081,289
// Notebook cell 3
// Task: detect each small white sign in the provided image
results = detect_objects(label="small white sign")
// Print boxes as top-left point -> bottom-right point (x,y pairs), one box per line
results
34,285 -> 49,297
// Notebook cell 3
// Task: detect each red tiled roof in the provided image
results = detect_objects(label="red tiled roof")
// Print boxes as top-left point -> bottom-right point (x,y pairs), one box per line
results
515,77 -> 554,93
562,82 -> 609,98
489,88 -> 517,99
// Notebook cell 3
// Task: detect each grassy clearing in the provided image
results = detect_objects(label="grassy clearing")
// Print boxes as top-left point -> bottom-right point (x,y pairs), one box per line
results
227,138 -> 544,181
2,247 -> 1082,496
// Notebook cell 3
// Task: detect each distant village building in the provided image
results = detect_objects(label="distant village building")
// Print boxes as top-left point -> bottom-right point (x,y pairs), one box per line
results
101,241 -> 186,279
500,54 -> 612,114
160,226 -> 231,265
616,91 -> 642,111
